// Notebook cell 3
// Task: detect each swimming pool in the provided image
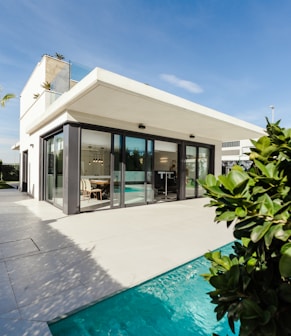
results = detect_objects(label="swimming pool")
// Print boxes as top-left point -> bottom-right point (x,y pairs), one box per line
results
49,243 -> 239,335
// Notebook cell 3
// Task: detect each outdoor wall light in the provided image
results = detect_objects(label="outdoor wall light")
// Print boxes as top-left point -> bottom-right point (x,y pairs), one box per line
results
138,123 -> 146,129
189,134 -> 195,139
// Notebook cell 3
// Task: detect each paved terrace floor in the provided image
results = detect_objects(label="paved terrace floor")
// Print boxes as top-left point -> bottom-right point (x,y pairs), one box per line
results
0,189 -> 235,336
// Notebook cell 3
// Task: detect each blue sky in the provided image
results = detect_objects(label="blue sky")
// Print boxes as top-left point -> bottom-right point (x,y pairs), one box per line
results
1,0 -> 291,163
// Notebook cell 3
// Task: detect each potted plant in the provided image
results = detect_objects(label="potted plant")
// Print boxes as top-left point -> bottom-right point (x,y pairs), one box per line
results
41,81 -> 51,90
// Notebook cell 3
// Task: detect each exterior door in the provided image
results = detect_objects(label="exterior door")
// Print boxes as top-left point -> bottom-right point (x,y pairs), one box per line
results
22,151 -> 28,192
45,133 -> 64,208
124,136 -> 146,206
185,145 -> 197,198
185,145 -> 211,198
112,135 -> 154,208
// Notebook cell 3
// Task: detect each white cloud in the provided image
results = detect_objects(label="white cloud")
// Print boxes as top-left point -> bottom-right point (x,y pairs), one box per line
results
160,74 -> 203,94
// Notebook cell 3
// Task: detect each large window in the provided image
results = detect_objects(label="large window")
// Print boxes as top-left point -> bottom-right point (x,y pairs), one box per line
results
80,129 -> 111,211
78,127 -> 213,212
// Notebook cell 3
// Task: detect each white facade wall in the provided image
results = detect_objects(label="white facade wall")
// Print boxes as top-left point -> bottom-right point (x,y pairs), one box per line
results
19,55 -> 261,208
19,56 -> 70,198
20,58 -> 47,117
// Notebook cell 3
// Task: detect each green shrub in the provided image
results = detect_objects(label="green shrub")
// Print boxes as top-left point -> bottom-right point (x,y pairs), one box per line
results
1,164 -> 19,181
199,120 -> 291,336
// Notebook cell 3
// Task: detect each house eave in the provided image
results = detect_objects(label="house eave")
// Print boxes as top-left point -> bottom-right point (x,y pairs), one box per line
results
25,67 -> 265,141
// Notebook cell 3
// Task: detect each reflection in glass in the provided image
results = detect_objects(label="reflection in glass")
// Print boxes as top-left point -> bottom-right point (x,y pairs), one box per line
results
154,141 -> 177,201
54,133 -> 63,207
146,140 -> 154,203
80,129 -> 111,211
113,134 -> 122,207
185,146 -> 197,198
125,136 -> 146,205
45,132 -> 63,208
198,147 -> 210,197
46,138 -> 54,201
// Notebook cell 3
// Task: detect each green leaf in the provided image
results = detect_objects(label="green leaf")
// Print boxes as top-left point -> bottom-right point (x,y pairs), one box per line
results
254,160 -> 280,179
233,178 -> 250,195
205,174 -> 217,186
274,200 -> 291,216
274,227 -> 291,242
246,257 -> 257,273
216,211 -> 236,222
264,225 -> 279,248
218,170 -> 249,193
227,265 -> 240,288
234,216 -> 260,231
250,221 -> 272,243
279,246 -> 291,278
281,242 -> 291,254
241,299 -> 264,319
235,206 -> 247,217
257,194 -> 274,216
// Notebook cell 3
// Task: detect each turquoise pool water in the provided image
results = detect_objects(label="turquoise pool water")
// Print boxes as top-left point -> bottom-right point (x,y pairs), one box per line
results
114,187 -> 142,193
49,243 -> 239,335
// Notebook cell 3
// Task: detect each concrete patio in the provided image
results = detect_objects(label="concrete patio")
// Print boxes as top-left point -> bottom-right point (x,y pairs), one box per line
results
0,189 -> 234,336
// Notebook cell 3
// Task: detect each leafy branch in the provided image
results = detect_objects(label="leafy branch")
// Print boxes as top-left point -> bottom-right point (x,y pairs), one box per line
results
199,119 -> 291,336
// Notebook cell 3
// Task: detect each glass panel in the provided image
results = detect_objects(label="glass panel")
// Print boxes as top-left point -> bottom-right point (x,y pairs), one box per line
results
146,140 -> 154,203
154,141 -> 177,202
46,138 -> 54,201
125,136 -> 146,205
113,134 -> 122,207
22,151 -> 28,192
54,133 -> 63,207
185,146 -> 197,198
198,147 -> 210,197
80,129 -> 111,211
45,133 -> 63,207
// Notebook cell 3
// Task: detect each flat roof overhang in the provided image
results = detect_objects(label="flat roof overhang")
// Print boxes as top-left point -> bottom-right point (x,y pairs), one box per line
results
26,68 -> 265,141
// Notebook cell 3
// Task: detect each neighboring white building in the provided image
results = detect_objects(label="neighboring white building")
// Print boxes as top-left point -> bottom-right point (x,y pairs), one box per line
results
222,139 -> 255,173
18,55 -> 264,214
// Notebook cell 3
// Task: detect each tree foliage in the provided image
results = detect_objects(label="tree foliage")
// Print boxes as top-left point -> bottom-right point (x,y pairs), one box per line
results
199,119 -> 291,336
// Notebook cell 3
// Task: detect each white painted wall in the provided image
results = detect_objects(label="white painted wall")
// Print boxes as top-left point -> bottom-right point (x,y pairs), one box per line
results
20,58 -> 47,117
18,56 -> 225,202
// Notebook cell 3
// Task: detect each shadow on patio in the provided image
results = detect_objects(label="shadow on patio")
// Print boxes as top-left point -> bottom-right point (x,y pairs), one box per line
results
0,190 -> 123,336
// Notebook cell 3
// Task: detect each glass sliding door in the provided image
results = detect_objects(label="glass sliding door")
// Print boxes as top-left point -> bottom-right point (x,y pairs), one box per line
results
45,132 -> 63,208
197,147 -> 210,197
154,140 -> 178,202
146,140 -> 154,203
46,138 -> 54,201
54,133 -> 64,207
112,135 -> 154,208
124,136 -> 146,205
113,134 -> 122,207
185,145 -> 211,198
185,145 -> 197,198
80,129 -> 111,211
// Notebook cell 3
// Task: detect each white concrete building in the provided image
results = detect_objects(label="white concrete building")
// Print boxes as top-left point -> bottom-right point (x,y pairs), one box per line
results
18,55 -> 264,214
222,139 -> 255,173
